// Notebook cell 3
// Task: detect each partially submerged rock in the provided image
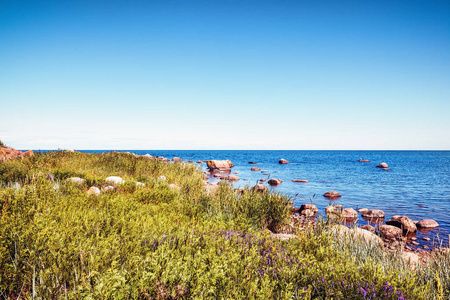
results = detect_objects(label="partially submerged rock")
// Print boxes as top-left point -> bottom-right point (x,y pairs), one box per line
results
248,161 -> 257,164
359,159 -> 370,162
386,216 -> 417,233
278,159 -> 290,164
251,167 -> 261,171
268,178 -> 283,186
206,160 -> 234,172
292,179 -> 308,183
323,191 -> 342,199
376,162 -> 389,168
342,208 -> 358,219
416,219 -> 439,229
222,175 -> 240,181
361,209 -> 385,219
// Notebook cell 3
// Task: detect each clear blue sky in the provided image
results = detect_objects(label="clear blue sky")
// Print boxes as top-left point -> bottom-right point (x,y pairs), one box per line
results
1,0 -> 449,150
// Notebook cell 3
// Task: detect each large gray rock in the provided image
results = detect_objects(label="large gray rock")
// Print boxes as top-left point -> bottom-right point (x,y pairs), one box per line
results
105,176 -> 124,185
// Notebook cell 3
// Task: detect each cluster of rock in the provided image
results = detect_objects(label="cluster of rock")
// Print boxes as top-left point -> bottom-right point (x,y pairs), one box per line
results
66,175 -> 148,196
0,146 -> 34,161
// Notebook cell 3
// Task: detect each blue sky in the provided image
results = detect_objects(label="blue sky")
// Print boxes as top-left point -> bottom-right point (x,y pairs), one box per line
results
1,0 -> 449,150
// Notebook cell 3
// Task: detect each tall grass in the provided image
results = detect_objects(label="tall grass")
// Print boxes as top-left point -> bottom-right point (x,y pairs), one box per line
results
0,151 -> 448,299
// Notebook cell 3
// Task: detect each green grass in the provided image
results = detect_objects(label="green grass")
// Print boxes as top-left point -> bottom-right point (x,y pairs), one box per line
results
0,151 -> 448,299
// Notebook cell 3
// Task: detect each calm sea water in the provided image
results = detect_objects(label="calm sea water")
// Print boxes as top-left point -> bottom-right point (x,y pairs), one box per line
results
81,150 -> 450,248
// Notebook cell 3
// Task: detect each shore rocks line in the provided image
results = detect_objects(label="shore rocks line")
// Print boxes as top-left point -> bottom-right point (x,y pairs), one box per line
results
0,146 -> 34,161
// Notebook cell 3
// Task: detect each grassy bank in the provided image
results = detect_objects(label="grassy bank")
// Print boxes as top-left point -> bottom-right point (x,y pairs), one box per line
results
0,151 -> 448,299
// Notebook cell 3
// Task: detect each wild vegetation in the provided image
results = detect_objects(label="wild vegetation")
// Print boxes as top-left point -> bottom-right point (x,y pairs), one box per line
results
0,149 -> 448,299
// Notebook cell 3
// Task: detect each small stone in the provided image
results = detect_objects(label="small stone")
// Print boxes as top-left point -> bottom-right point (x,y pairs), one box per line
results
292,179 -> 308,183
158,176 -> 166,181
278,159 -> 290,164
250,184 -> 268,193
105,176 -> 124,185
299,204 -> 318,215
67,177 -> 85,184
87,186 -> 101,196
102,185 -> 114,192
251,167 -> 261,171
423,237 -> 431,241
376,162 -> 388,168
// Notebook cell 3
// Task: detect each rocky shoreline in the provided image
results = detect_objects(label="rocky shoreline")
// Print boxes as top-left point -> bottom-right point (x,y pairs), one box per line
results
3,148 -> 446,267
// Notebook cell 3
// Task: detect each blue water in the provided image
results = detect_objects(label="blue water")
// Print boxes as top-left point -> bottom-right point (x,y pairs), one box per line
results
80,150 -> 450,248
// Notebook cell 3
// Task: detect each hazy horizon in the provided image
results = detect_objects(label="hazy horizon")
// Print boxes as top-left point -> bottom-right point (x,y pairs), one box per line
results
1,0 -> 449,150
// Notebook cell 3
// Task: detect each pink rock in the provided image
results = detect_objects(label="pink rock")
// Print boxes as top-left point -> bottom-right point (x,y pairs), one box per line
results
323,191 -> 342,198
268,178 -> 283,186
416,219 -> 439,228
